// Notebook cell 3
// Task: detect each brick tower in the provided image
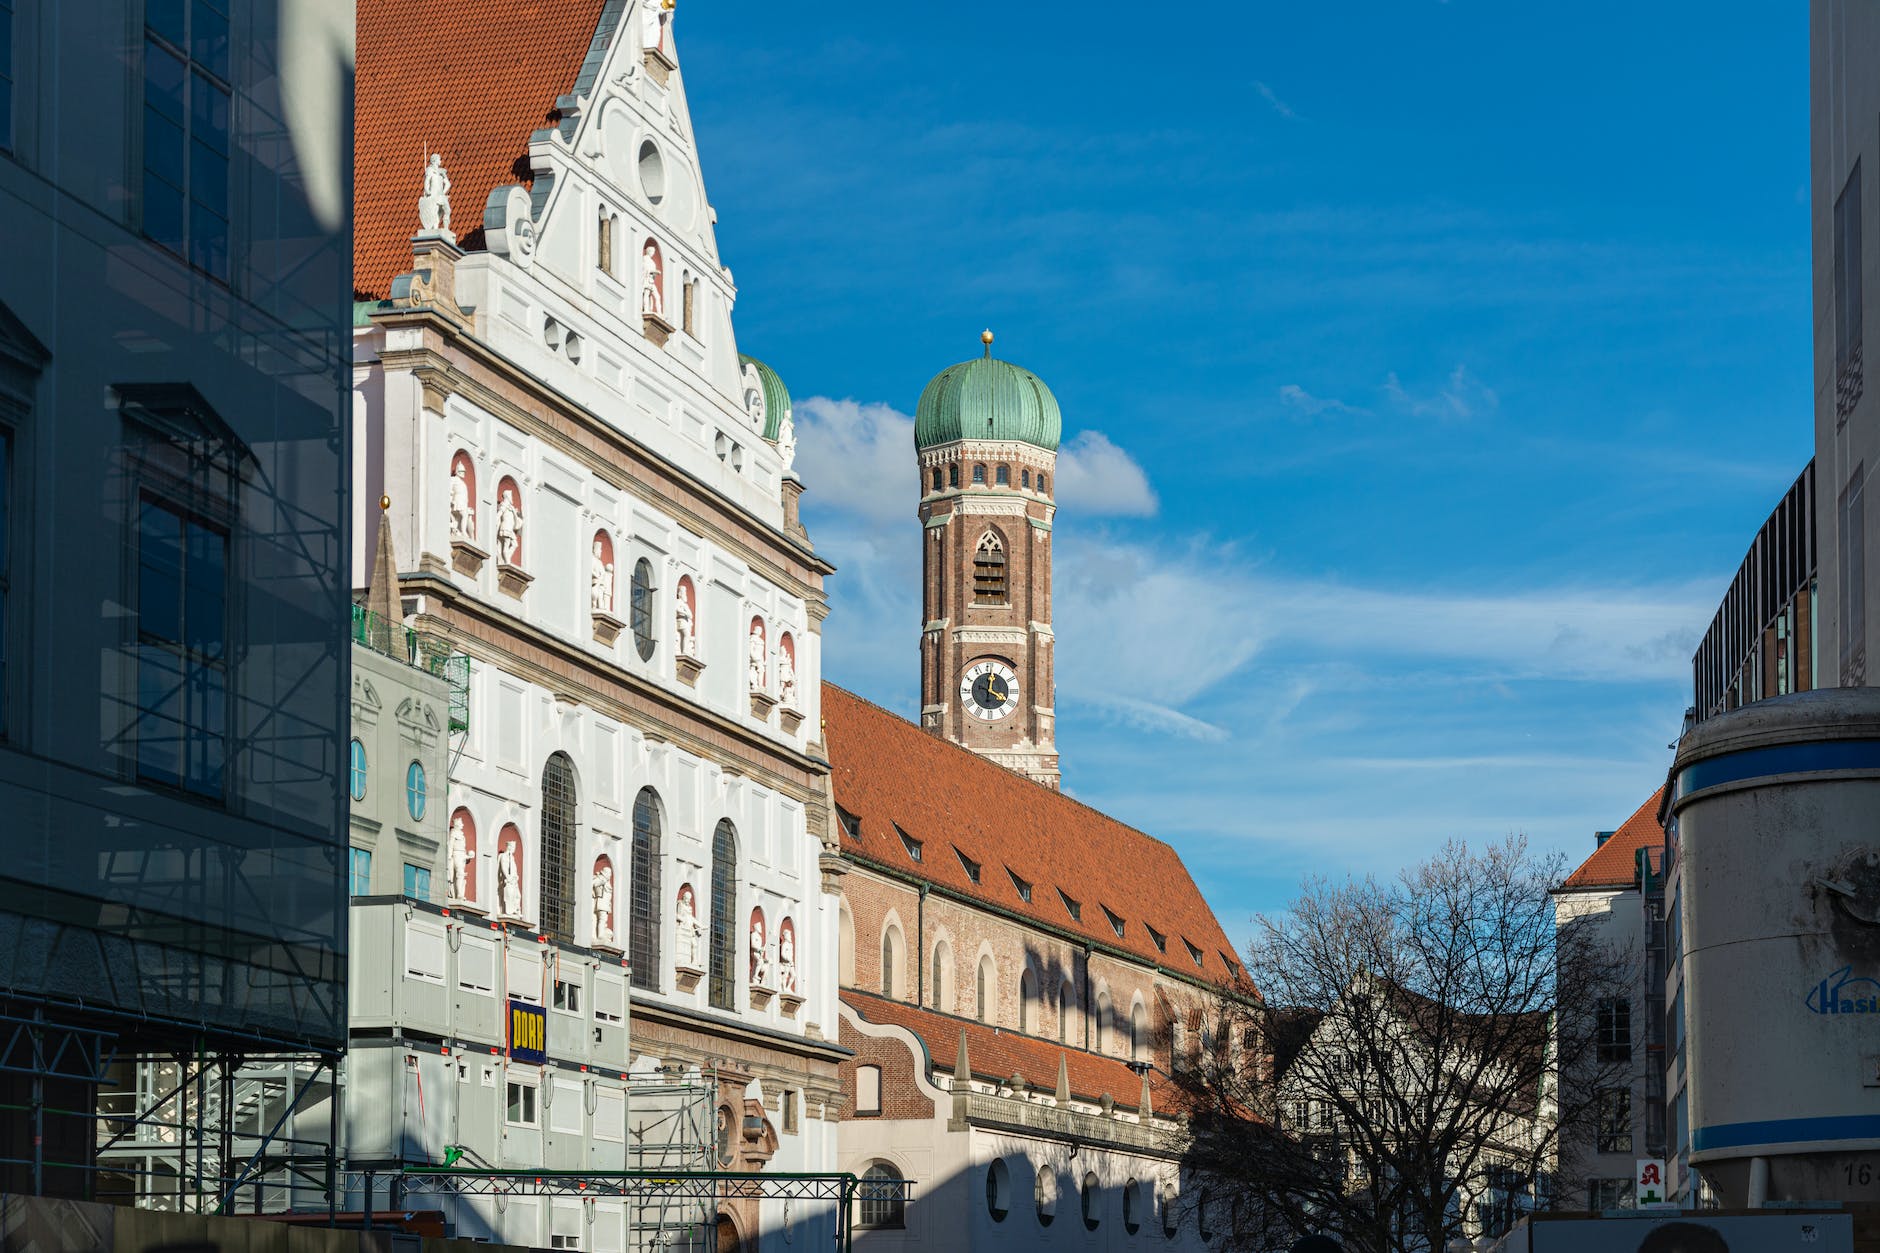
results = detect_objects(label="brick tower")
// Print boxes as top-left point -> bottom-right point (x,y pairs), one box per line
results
914,331 -> 1061,788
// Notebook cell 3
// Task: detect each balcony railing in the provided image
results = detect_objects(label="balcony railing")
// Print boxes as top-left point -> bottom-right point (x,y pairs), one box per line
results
351,603 -> 470,733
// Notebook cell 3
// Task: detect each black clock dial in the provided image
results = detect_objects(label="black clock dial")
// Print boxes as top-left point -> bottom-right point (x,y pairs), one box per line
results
972,673 -> 1009,709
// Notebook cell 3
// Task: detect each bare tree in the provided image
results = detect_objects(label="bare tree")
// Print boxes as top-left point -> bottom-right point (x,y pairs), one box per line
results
1168,836 -> 1632,1253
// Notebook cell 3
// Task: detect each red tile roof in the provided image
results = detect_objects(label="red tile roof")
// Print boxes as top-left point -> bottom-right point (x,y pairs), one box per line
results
355,0 -> 605,298
843,990 -> 1172,1114
1558,786 -> 1666,891
822,684 -> 1243,987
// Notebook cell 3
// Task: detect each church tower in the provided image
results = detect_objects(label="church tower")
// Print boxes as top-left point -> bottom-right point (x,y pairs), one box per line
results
915,331 -> 1061,788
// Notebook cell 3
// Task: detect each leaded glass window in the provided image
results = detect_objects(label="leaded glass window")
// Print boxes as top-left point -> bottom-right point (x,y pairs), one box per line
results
630,558 -> 656,661
708,819 -> 737,1009
539,753 -> 578,943
859,1163 -> 905,1229
630,787 -> 663,991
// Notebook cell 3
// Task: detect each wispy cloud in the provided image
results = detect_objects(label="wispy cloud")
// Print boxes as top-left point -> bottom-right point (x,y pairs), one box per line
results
1383,363 -> 1499,421
1254,81 -> 1299,120
1278,383 -> 1367,419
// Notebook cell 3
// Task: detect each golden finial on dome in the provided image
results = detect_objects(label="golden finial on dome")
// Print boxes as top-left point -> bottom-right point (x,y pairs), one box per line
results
380,495 -> 391,511
981,328 -> 994,356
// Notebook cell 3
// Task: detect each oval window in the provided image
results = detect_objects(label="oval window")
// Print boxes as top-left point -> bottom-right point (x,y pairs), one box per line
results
406,761 -> 427,821
349,739 -> 368,801
638,140 -> 666,205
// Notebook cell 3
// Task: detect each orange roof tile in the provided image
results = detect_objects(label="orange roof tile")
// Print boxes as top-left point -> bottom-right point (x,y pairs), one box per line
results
1558,786 -> 1666,891
843,990 -> 1174,1114
823,683 -> 1243,987
354,0 -> 606,299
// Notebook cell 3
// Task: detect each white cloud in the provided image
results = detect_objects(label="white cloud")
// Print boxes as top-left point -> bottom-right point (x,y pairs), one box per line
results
1278,383 -> 1365,418
1384,363 -> 1499,421
1254,81 -> 1299,120
1053,431 -> 1158,516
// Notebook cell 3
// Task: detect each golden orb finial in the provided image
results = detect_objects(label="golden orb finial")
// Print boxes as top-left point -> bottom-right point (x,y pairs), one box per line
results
981,328 -> 994,356
380,495 -> 391,511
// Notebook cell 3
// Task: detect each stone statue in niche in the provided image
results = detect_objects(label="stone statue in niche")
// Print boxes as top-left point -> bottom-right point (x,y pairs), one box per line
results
746,622 -> 766,692
778,919 -> 798,996
776,641 -> 797,707
449,462 -> 475,540
640,244 -> 664,317
776,410 -> 797,475
495,488 -> 523,566
590,539 -> 614,613
641,0 -> 671,54
419,153 -> 452,233
498,840 -> 523,917
749,912 -> 769,987
676,883 -> 702,967
448,813 -> 470,900
675,584 -> 696,657
592,861 -> 616,945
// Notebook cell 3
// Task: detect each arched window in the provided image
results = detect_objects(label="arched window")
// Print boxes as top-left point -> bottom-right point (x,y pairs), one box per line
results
1056,983 -> 1068,1043
1038,473 -> 1048,495
1036,1164 -> 1058,1227
539,753 -> 578,943
630,788 -> 663,991
405,761 -> 427,820
708,819 -> 738,1009
880,924 -> 902,998
630,558 -> 656,661
598,212 -> 614,276
1125,1179 -> 1142,1235
1132,1001 -> 1149,1061
976,955 -> 995,1022
1019,969 -> 1038,1034
948,464 -> 959,488
348,739 -> 367,801
858,1163 -> 905,1229
995,464 -> 1009,486
986,1158 -> 1010,1222
931,939 -> 952,1010
1022,469 -> 1031,489
1095,990 -> 1112,1053
1162,1187 -> 1180,1238
971,464 -> 986,485
973,531 -> 1007,605
930,467 -> 942,492
1082,1172 -> 1101,1231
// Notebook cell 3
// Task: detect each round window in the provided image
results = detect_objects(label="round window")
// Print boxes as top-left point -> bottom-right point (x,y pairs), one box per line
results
405,761 -> 427,821
348,739 -> 368,801
638,140 -> 666,205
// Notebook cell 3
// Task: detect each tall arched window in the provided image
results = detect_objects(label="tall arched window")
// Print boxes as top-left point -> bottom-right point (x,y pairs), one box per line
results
931,939 -> 952,1010
1056,983 -> 1069,1043
858,1163 -> 905,1229
995,464 -> 1010,486
1131,1001 -> 1149,1061
838,899 -> 856,984
630,788 -> 663,991
709,819 -> 738,1009
971,463 -> 986,485
976,955 -> 995,1022
973,531 -> 1007,605
880,924 -> 902,998
1095,990 -> 1112,1054
539,753 -> 578,943
630,558 -> 656,661
930,467 -> 942,492
948,464 -> 959,488
1020,969 -> 1038,1034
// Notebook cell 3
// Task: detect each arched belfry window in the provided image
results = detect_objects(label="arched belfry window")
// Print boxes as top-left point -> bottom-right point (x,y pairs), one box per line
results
973,531 -> 1008,605
630,787 -> 663,991
948,464 -> 960,488
972,464 -> 986,485
709,819 -> 738,1010
539,753 -> 578,943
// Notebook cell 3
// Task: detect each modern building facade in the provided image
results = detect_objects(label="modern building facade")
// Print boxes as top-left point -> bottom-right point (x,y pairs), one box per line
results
1815,0 -> 1880,688
0,0 -> 354,1200
351,1 -> 843,1246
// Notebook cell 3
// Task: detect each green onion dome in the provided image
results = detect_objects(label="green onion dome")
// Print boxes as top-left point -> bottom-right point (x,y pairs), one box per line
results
913,331 -> 1062,453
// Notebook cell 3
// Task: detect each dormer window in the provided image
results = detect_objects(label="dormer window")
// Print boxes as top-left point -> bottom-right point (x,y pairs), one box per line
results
895,824 -> 922,863
1101,906 -> 1125,939
955,848 -> 981,884
1057,889 -> 1081,922
1008,869 -> 1032,903
837,805 -> 862,841
1184,938 -> 1204,968
1146,926 -> 1167,954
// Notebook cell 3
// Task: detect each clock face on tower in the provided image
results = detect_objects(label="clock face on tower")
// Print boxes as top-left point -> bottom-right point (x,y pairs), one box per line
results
960,659 -> 1021,721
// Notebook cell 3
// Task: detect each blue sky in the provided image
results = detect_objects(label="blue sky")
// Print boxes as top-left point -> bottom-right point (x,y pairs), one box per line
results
680,4 -> 1812,943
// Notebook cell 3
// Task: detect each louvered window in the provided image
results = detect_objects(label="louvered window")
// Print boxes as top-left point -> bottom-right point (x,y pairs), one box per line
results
973,531 -> 1007,605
